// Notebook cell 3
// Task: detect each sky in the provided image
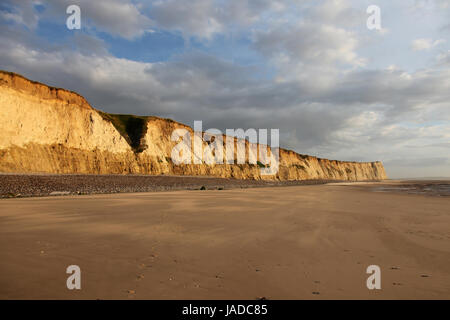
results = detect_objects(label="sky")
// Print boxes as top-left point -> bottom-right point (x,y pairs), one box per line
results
0,0 -> 449,178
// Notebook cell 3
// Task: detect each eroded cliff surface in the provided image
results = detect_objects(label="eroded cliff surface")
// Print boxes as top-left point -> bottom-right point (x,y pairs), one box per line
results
0,71 -> 387,181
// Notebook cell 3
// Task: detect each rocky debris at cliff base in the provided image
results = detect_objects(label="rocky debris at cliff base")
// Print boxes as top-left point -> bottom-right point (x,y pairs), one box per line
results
0,174 -> 361,198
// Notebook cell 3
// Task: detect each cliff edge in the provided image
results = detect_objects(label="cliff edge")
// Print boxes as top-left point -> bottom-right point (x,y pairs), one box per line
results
0,71 -> 387,181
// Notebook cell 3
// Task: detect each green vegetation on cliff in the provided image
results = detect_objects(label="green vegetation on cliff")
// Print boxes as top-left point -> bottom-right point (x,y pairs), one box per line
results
98,112 -> 149,153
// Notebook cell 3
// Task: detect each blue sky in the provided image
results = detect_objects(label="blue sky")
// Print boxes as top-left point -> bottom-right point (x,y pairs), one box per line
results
0,0 -> 449,178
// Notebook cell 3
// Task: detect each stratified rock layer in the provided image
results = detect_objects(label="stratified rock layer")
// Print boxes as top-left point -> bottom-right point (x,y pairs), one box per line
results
0,71 -> 387,181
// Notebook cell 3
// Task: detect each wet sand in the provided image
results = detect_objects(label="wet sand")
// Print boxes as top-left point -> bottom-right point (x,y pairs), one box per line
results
0,183 -> 449,299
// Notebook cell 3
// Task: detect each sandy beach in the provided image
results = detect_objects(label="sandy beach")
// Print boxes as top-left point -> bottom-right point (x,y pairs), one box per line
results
0,182 -> 449,299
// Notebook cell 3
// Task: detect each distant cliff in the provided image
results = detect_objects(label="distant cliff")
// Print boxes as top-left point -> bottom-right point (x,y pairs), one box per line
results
0,71 -> 387,181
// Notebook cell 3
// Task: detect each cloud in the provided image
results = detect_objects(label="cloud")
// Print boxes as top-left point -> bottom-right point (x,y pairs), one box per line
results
411,38 -> 446,51
437,50 -> 450,65
0,0 -> 285,41
8,0 -> 154,40
149,0 -> 223,40
385,157 -> 450,168
254,23 -> 362,67
148,0 -> 285,39
0,0 -> 40,29
72,33 -> 109,56
251,0 -> 368,88
436,0 -> 450,9
77,0 -> 153,39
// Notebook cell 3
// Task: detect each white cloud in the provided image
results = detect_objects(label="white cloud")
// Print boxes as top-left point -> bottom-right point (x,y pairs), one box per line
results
412,38 -> 446,51
150,0 -> 223,39
252,2 -> 366,86
40,0 -> 154,39
437,50 -> 450,65
149,0 -> 286,39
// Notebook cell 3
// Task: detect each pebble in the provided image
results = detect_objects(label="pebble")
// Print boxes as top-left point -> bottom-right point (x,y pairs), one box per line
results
0,174 -> 337,198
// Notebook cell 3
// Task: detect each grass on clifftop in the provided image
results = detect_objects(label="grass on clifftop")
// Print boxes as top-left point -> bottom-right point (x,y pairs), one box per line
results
98,111 -> 149,153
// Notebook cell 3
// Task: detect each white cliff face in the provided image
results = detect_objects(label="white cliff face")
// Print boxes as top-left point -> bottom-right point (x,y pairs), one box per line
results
0,71 -> 387,180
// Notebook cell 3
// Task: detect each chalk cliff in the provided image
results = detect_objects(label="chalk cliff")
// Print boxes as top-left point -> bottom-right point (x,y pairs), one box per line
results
0,71 -> 387,181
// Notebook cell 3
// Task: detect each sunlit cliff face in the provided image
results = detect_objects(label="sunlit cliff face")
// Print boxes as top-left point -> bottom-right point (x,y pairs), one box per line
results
0,71 -> 386,181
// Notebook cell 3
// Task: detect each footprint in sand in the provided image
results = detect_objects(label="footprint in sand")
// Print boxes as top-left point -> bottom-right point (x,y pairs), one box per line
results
136,274 -> 144,280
